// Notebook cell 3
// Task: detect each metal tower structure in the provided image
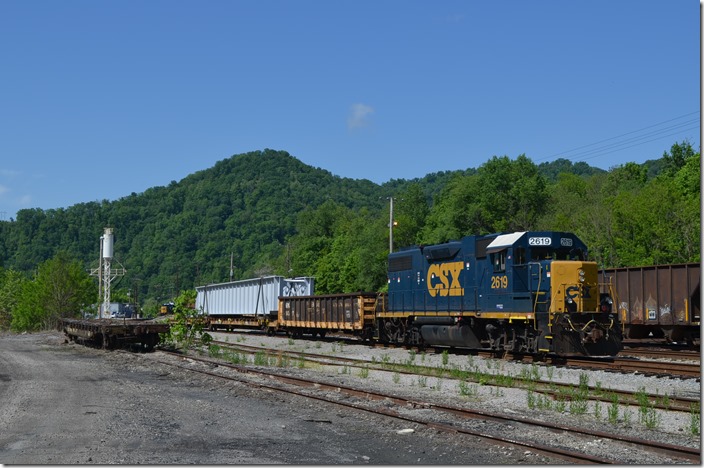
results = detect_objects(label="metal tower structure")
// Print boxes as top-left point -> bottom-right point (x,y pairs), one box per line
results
90,227 -> 126,318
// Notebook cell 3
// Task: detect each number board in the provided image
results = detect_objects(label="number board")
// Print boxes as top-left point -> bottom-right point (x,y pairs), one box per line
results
528,237 -> 551,246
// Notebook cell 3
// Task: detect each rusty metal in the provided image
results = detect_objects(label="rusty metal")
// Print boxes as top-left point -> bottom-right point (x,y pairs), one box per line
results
600,263 -> 701,342
278,293 -> 377,334
60,317 -> 169,350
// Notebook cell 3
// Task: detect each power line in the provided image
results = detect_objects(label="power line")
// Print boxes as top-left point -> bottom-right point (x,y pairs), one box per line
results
536,111 -> 700,164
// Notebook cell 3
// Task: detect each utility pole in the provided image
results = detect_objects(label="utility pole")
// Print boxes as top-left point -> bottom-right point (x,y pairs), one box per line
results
386,197 -> 398,253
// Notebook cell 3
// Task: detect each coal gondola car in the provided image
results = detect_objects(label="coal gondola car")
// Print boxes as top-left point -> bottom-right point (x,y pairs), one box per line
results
600,263 -> 700,345
380,231 -> 622,356
278,293 -> 377,339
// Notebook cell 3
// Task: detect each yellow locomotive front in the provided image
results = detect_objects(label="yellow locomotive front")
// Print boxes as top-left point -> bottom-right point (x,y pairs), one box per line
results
546,260 -> 621,356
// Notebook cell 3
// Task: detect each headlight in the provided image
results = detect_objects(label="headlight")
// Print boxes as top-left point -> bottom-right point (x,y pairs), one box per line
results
578,269 -> 585,282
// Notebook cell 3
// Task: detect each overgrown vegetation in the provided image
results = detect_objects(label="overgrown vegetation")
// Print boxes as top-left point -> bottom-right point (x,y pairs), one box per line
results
0,143 -> 699,331
161,289 -> 212,351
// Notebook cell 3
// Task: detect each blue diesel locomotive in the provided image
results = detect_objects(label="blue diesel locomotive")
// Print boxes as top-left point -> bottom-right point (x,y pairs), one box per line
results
380,230 -> 622,356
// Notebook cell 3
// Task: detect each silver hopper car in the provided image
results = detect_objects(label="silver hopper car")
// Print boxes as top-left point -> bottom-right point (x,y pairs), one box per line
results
195,276 -> 314,332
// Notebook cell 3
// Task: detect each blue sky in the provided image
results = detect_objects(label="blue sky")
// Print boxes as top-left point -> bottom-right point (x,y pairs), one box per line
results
0,0 -> 700,221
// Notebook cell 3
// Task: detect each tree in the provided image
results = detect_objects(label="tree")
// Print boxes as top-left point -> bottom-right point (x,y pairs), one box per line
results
0,268 -> 26,330
11,252 -> 97,331
662,140 -> 696,176
392,183 -> 430,248
421,154 -> 548,243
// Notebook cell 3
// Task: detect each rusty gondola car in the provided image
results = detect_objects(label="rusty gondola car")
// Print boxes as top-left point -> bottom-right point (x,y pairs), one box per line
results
599,263 -> 701,345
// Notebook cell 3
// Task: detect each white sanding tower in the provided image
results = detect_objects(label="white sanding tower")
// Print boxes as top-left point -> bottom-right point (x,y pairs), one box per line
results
90,227 -> 126,318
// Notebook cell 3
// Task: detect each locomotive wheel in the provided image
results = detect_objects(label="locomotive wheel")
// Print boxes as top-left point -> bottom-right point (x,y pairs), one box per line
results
382,318 -> 406,344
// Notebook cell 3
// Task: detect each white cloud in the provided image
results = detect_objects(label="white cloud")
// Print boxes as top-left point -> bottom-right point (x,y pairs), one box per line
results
347,103 -> 375,130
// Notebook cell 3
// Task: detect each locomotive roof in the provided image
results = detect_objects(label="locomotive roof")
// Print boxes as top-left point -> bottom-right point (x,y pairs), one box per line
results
486,231 -> 526,253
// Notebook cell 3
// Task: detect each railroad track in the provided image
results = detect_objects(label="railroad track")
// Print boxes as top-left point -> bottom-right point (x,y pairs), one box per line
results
210,329 -> 701,380
620,347 -> 701,361
558,356 -> 701,380
151,349 -> 700,464
209,340 -> 699,413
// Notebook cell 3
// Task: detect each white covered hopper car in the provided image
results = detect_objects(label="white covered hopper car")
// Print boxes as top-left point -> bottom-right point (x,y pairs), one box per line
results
195,276 -> 314,332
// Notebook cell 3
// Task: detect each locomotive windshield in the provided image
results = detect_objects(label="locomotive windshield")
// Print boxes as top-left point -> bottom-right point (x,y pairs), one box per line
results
530,246 -> 585,261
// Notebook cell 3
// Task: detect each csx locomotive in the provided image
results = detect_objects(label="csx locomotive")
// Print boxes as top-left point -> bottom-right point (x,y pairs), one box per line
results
380,230 -> 622,356
199,230 -> 623,357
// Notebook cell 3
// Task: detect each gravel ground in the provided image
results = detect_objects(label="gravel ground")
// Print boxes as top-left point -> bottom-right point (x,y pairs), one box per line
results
0,331 -> 568,465
202,330 -> 702,463
0,330 -> 700,464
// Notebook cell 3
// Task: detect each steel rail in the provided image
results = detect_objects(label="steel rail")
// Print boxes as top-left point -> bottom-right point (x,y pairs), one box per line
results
209,340 -> 700,413
153,350 -> 700,464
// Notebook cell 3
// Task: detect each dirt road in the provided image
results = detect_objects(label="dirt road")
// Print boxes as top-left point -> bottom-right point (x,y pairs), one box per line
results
0,332 -> 533,464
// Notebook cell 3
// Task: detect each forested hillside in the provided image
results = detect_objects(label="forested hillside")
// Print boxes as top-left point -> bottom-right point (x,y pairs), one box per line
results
0,143 -> 699,328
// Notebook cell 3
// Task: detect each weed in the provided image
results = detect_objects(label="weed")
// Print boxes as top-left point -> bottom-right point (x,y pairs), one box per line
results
642,406 -> 661,430
527,390 -> 536,409
578,372 -> 589,393
417,375 -> 427,387
228,351 -> 245,365
545,365 -> 554,381
208,344 -> 221,358
689,403 -> 700,435
569,397 -> 589,415
459,380 -> 478,397
658,393 -> 670,410
441,350 -> 449,366
537,393 -> 552,411
392,372 -> 401,384
594,400 -> 602,420
593,381 -> 603,396
635,386 -> 650,408
253,351 -> 268,366
623,408 -> 632,427
554,398 -> 566,413
287,338 -> 295,346
358,366 -> 370,379
607,393 -> 620,424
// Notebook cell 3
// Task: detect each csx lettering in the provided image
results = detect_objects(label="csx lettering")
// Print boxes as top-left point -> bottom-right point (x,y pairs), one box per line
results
566,285 -> 591,299
427,261 -> 464,297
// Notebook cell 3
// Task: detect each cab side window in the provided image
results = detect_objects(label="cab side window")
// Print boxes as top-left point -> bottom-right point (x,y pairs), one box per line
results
491,251 -> 506,273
